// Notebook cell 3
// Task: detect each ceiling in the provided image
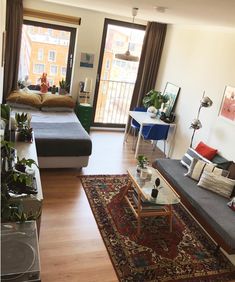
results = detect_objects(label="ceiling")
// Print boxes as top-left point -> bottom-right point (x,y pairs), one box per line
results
42,0 -> 235,29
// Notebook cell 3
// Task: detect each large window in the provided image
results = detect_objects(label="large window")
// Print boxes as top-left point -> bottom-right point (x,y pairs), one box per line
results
19,20 -> 76,91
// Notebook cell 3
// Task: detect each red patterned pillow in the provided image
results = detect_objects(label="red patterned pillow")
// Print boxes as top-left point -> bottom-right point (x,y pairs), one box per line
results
195,141 -> 217,160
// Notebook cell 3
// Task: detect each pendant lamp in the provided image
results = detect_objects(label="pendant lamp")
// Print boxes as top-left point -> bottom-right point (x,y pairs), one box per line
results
115,7 -> 139,62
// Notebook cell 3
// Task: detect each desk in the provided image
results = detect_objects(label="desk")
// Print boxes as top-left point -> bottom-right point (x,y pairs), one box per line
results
124,111 -> 176,158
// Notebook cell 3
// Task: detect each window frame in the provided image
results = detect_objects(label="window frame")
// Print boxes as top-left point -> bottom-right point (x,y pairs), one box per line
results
48,50 -> 56,62
20,19 -> 76,92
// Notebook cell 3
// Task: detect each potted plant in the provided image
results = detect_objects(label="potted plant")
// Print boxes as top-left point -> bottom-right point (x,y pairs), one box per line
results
15,156 -> 38,173
17,126 -> 33,142
142,90 -> 169,112
136,155 -> 148,172
15,112 -> 28,130
59,78 -> 69,95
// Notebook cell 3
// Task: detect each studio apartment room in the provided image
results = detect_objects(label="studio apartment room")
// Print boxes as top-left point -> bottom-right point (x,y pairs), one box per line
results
0,0 -> 235,281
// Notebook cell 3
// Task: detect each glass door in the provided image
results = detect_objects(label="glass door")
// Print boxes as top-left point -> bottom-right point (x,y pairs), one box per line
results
93,19 -> 145,128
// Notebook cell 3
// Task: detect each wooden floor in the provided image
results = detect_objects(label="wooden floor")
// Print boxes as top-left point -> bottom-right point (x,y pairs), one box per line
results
39,130 -> 165,282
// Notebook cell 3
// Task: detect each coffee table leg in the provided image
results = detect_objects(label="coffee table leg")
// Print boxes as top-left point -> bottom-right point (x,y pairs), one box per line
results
120,180 -> 132,201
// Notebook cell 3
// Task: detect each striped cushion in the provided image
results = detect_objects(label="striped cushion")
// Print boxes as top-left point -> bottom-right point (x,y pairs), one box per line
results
198,171 -> 235,198
186,158 -> 229,181
181,148 -> 211,169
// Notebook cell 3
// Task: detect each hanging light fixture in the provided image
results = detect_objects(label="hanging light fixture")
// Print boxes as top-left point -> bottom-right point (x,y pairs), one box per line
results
115,7 -> 139,62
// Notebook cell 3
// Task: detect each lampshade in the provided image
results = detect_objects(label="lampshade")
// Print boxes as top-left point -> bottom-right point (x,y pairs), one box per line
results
84,78 -> 92,92
190,119 -> 202,130
115,50 -> 139,62
200,96 -> 213,107
115,7 -> 139,62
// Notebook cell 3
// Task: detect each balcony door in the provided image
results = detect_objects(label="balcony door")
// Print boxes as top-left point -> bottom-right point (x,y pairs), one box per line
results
93,19 -> 145,128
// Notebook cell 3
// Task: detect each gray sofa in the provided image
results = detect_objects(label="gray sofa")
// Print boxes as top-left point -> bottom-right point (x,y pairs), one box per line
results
152,158 -> 235,254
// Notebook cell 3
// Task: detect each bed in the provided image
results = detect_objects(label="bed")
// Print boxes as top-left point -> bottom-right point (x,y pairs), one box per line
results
8,90 -> 92,169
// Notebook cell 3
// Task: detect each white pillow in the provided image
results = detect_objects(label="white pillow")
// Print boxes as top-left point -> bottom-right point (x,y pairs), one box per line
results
181,148 -> 211,169
198,171 -> 235,198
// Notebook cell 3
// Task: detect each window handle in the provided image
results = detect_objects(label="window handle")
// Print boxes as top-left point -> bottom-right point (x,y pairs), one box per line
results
69,54 -> 73,68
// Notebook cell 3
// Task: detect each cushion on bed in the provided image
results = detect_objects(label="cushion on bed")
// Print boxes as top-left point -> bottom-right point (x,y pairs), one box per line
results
41,94 -> 75,108
7,91 -> 42,109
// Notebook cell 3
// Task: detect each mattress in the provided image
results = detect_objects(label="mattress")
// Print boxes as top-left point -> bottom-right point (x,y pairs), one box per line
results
12,109 -> 92,157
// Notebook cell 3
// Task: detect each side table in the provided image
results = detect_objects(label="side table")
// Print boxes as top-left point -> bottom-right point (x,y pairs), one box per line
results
75,103 -> 93,133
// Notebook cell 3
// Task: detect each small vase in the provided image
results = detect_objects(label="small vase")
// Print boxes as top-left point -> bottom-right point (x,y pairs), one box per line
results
140,167 -> 148,180
59,88 -> 67,95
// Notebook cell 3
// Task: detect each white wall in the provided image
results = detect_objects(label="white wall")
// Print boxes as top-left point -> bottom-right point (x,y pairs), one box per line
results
0,0 -> 6,103
23,0 -> 146,104
156,25 -> 235,160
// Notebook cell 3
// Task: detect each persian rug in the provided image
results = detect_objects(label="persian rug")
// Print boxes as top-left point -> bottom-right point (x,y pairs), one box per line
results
80,174 -> 235,282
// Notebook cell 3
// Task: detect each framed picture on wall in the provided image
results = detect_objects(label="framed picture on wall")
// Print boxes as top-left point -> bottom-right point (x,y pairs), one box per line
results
163,82 -> 180,117
218,85 -> 235,123
80,52 -> 94,68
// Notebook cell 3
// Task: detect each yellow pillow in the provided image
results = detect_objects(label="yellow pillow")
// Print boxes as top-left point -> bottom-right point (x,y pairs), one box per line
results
41,94 -> 75,108
6,91 -> 42,108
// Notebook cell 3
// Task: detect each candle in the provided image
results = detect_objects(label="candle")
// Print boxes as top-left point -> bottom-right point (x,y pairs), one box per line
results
84,78 -> 92,93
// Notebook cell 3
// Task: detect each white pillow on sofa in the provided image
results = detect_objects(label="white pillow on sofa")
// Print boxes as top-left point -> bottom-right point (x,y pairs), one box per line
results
185,158 -> 229,181
181,147 -> 211,169
198,171 -> 235,198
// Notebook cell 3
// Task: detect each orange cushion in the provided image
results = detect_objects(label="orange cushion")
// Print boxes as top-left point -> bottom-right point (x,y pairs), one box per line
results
195,141 -> 217,160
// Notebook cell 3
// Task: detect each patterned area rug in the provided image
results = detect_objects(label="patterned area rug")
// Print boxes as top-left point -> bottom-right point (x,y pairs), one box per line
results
80,174 -> 235,282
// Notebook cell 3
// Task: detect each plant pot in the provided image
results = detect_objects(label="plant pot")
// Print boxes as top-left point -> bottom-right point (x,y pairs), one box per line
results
140,167 -> 148,180
15,163 -> 26,173
59,88 -> 67,95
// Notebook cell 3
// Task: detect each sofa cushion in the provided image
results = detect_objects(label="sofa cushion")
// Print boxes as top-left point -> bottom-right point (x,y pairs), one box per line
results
186,158 -> 229,181
211,154 -> 232,170
153,159 -> 235,252
227,197 -> 235,212
181,147 -> 211,169
228,162 -> 235,180
195,141 -> 218,160
198,171 -> 235,198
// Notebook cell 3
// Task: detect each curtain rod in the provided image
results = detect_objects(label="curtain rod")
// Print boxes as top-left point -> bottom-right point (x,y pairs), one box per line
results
23,8 -> 81,25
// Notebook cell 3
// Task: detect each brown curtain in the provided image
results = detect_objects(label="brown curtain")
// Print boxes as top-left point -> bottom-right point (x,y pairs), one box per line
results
130,21 -> 167,110
3,0 -> 23,103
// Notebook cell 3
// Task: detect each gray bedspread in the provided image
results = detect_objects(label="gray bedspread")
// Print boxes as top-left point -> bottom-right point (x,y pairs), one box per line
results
32,122 -> 92,157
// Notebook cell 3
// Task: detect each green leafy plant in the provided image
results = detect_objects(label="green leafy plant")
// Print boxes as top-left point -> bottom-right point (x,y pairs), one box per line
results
17,126 -> 33,142
142,90 -> 169,109
59,78 -> 69,89
136,155 -> 148,169
15,112 -> 28,129
15,156 -> 38,172
1,141 -> 40,222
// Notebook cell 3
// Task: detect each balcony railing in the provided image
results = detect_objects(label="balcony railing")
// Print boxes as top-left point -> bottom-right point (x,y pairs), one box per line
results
94,79 -> 135,125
